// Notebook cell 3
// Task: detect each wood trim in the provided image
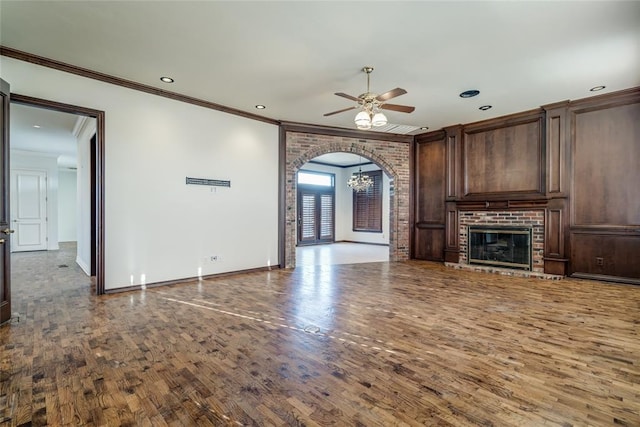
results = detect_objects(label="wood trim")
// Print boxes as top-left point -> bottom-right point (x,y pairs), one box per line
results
0,45 -> 279,126
446,133 -> 457,199
96,112 -> 105,294
415,222 -> 445,229
462,108 -> 543,133
444,202 -> 459,263
278,126 -> 286,268
104,265 -> 280,294
545,208 -> 563,257
280,121 -> 413,143
11,94 -> 106,295
543,258 -> 568,276
408,137 -> 415,258
456,198 -> 548,210
567,86 -> 640,111
0,78 -> 11,325
414,129 -> 446,144
570,226 -> 640,234
570,272 -> 640,286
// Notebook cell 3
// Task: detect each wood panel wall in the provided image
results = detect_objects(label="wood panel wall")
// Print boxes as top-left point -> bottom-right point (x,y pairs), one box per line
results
568,92 -> 640,283
413,131 -> 446,261
462,115 -> 543,198
412,87 -> 640,283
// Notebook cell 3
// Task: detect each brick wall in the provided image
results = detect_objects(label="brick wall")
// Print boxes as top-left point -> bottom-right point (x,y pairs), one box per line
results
458,210 -> 545,273
285,131 -> 410,268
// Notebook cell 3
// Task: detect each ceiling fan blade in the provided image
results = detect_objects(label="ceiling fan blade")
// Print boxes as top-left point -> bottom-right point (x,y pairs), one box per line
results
335,92 -> 361,102
376,88 -> 407,102
323,106 -> 357,117
380,103 -> 415,113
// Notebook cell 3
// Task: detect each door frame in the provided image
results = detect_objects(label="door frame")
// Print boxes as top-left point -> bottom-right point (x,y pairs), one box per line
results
296,186 -> 335,246
1,78 -> 10,324
10,94 -> 106,295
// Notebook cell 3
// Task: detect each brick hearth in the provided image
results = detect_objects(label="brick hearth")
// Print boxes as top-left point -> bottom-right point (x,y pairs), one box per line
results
455,210 -> 550,277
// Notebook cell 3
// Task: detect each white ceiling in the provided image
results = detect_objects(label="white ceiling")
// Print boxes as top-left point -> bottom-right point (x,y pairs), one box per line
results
311,152 -> 371,168
10,104 -> 80,168
1,1 -> 639,139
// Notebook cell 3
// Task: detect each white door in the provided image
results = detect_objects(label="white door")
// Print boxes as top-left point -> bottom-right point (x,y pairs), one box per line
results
10,169 -> 48,252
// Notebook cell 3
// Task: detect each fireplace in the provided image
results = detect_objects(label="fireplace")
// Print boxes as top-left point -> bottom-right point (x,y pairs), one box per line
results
468,226 -> 532,271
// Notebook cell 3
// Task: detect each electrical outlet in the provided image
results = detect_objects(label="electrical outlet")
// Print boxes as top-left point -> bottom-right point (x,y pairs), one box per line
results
596,257 -> 604,266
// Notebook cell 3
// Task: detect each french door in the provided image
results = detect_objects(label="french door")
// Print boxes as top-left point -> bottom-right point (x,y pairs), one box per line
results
297,187 -> 334,245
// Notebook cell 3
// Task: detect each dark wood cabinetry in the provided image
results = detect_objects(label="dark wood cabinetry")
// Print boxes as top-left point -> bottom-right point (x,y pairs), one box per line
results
413,132 -> 446,261
568,92 -> 640,283
462,113 -> 544,198
412,87 -> 640,283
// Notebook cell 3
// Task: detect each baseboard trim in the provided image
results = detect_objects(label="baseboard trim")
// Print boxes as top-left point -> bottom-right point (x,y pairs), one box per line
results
570,272 -> 640,286
104,265 -> 280,294
76,257 -> 91,276
335,240 -> 389,247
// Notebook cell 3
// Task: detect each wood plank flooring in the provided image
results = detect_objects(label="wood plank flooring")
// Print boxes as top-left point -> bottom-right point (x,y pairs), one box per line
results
1,243 -> 639,426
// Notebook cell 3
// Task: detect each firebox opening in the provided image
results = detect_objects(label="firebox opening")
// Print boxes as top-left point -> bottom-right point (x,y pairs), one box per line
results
468,226 -> 532,271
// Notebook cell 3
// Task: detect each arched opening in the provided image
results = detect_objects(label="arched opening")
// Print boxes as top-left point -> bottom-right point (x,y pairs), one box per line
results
284,135 -> 408,269
295,152 -> 392,266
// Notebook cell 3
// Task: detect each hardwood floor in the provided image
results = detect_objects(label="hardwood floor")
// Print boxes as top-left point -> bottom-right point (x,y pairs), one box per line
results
1,244 -> 639,426
296,243 -> 389,266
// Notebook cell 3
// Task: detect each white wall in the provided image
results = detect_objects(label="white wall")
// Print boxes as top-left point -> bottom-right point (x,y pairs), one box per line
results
58,168 -> 77,242
301,161 -> 390,245
75,117 -> 95,275
339,163 -> 390,245
10,150 -> 60,250
2,57 -> 280,290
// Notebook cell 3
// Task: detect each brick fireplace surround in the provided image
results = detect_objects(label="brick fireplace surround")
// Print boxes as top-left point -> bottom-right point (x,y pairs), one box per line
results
448,209 -> 562,279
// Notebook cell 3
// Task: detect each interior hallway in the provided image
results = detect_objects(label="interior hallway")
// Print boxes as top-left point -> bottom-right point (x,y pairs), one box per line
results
1,244 -> 639,425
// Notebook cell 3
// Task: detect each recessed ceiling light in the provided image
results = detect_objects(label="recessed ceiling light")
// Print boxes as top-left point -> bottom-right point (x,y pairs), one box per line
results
420,126 -> 429,130
160,76 -> 174,83
255,105 -> 266,109
479,105 -> 492,111
460,90 -> 480,98
33,125 -> 41,128
590,85 -> 606,92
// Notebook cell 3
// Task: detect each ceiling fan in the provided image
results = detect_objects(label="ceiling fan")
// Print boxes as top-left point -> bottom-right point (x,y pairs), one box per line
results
324,66 -> 415,129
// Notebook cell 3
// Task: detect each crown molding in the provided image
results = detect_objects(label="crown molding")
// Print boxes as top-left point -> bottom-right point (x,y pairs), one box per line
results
280,121 -> 413,143
1,45 -> 279,126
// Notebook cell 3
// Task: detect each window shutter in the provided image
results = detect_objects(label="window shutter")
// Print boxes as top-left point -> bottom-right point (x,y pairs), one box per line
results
352,170 -> 383,232
301,194 -> 316,240
320,194 -> 334,239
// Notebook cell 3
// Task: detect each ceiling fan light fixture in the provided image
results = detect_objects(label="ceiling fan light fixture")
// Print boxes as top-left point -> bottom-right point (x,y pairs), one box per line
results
326,66 -> 414,130
371,112 -> 388,127
355,110 -> 372,129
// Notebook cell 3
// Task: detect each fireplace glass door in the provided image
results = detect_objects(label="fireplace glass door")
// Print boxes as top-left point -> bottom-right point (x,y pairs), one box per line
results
468,226 -> 532,270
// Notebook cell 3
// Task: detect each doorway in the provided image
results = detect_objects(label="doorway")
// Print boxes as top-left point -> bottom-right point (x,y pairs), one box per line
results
9,94 -> 105,294
293,153 -> 391,266
10,168 -> 48,252
297,170 -> 335,245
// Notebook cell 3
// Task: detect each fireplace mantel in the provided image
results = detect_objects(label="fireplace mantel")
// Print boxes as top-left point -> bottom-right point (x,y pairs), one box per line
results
456,198 -> 548,210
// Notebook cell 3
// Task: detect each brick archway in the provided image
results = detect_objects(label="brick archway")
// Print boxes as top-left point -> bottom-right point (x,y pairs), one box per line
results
285,131 -> 410,268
